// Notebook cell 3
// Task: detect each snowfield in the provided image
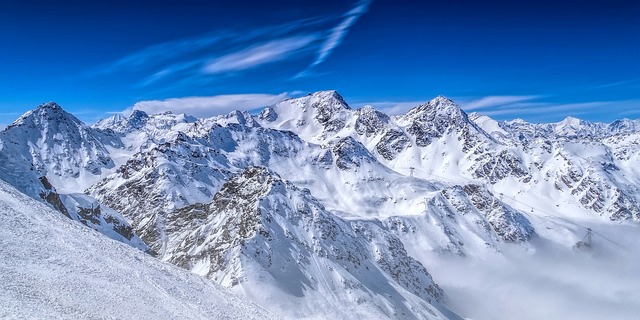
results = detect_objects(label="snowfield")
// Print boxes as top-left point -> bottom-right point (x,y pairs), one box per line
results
0,179 -> 276,320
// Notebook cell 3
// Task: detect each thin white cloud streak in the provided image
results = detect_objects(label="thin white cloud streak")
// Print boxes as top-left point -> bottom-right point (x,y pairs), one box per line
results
592,79 -> 640,89
297,0 -> 373,77
94,18 -> 329,86
461,95 -> 540,111
203,36 -> 319,75
456,94 -> 640,122
139,59 -> 207,87
482,101 -> 626,117
106,33 -> 230,72
95,2 -> 372,85
98,18 -> 326,75
126,93 -> 291,118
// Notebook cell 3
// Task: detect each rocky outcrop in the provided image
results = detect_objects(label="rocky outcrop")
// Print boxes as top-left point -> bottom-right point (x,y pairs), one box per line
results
459,184 -> 535,242
375,129 -> 411,160
331,137 -> 376,170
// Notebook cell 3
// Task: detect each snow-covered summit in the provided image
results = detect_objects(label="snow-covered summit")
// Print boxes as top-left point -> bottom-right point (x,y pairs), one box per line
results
404,95 -> 462,119
256,90 -> 352,142
7,101 -> 82,130
0,102 -> 115,195
93,110 -> 149,133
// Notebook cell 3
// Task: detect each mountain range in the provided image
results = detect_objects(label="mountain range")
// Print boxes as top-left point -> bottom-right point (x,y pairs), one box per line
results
1,90 -> 639,319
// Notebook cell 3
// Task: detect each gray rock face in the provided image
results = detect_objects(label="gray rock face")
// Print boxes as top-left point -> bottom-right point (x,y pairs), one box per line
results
402,96 -> 474,147
38,176 -> 72,219
376,129 -> 411,160
460,184 -> 535,242
331,136 -> 376,170
258,107 -> 278,122
355,106 -> 390,137
472,150 -> 531,184
310,91 -> 352,134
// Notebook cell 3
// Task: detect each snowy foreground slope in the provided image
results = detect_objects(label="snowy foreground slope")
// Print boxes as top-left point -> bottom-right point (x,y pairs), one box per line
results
0,179 -> 276,320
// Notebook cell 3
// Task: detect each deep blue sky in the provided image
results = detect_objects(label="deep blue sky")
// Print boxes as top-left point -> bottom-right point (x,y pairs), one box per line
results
0,0 -> 638,127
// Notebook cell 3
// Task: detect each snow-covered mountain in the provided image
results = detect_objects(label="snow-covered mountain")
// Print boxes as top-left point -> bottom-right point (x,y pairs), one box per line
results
164,166 -> 454,319
469,112 -> 640,221
2,92 -> 640,319
0,102 -> 148,251
0,102 -> 116,196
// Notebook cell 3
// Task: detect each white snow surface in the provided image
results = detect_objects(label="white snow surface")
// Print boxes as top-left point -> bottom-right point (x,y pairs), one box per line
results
0,178 -> 277,320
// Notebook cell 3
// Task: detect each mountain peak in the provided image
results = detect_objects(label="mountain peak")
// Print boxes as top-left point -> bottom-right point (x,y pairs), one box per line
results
432,95 -> 456,105
10,102 -> 83,129
559,115 -> 582,125
306,90 -> 351,110
130,109 -> 149,118
405,95 -> 465,120
128,109 -> 150,127
38,101 -> 63,110
94,109 -> 149,132
309,89 -> 341,98
555,115 -> 594,130
260,90 -> 353,139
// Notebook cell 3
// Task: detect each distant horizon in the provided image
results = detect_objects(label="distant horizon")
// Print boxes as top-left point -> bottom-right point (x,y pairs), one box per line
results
0,0 -> 638,127
3,90 -> 640,131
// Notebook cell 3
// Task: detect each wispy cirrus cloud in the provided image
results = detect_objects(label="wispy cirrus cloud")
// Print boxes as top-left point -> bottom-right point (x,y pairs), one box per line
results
461,95 -> 541,111
465,97 -> 640,122
481,101 -> 609,117
96,1 -> 373,88
125,92 -> 293,118
203,36 -> 319,75
482,100 -> 640,117
98,32 -> 230,74
297,0 -> 373,77
592,79 -> 640,89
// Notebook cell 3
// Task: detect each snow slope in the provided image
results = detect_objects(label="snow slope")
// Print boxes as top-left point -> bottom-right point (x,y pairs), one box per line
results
0,178 -> 276,320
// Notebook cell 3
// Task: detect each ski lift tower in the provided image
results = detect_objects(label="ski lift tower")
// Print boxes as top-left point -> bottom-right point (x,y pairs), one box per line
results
574,228 -> 593,250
